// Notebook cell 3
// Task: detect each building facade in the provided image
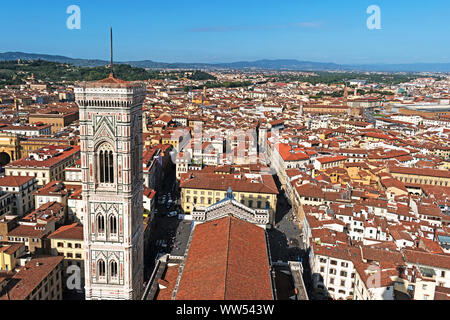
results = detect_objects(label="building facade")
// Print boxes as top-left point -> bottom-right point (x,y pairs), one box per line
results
0,176 -> 37,217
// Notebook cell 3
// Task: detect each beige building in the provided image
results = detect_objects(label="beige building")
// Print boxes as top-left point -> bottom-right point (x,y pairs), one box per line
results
0,132 -> 21,166
180,170 -> 278,224
28,111 -> 79,134
389,166 -> 450,187
0,176 -> 37,217
5,145 -> 80,186
393,266 -> 437,300
48,223 -> 84,291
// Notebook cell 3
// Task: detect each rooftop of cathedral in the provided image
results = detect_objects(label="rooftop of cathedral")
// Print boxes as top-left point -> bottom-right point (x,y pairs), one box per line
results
174,216 -> 273,300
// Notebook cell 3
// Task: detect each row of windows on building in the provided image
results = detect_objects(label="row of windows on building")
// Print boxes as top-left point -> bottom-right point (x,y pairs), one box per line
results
8,236 -> 40,243
27,264 -> 61,300
397,176 -> 449,186
9,170 -> 55,179
326,286 -> 353,297
64,252 -> 82,259
185,189 -> 270,199
319,258 -> 350,268
186,196 -> 270,209
320,266 -> 356,279
57,242 -> 82,249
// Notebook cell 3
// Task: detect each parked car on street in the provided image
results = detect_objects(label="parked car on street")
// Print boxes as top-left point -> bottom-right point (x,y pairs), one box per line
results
167,211 -> 177,217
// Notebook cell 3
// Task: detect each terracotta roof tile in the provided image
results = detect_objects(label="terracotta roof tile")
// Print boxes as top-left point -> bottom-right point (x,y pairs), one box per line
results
175,217 -> 273,300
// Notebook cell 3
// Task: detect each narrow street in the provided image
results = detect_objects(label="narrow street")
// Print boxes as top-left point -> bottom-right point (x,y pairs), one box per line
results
144,164 -> 192,282
267,174 -> 316,299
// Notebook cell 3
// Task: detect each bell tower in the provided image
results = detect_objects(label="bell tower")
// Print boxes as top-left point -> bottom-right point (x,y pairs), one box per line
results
74,29 -> 146,300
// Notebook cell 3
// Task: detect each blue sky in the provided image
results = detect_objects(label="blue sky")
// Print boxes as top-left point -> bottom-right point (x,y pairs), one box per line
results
0,0 -> 449,64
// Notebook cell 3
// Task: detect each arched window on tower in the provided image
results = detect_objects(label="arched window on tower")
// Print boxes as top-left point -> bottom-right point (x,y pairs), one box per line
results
97,214 -> 105,234
99,150 -> 104,182
98,259 -> 106,277
110,261 -> 118,278
109,215 -> 117,235
97,143 -> 115,184
131,135 -> 140,180
109,151 -> 114,183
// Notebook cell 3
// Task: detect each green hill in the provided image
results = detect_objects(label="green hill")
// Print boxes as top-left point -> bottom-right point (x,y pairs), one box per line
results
0,60 -> 216,87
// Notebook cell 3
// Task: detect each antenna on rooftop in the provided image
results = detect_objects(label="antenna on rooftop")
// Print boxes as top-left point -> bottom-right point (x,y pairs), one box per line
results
110,27 -> 114,77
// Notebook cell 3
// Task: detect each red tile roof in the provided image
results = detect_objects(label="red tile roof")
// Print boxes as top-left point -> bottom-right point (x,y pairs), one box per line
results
156,264 -> 180,300
8,225 -> 47,238
0,175 -> 35,187
0,255 -> 64,300
276,143 -> 310,161
180,172 -> 278,195
403,249 -> 450,270
6,146 -> 79,169
317,155 -> 348,164
48,223 -> 83,241
389,166 -> 450,179
175,216 -> 273,300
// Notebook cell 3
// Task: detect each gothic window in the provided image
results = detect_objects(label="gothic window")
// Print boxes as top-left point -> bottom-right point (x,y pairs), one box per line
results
97,143 -> 115,184
110,261 -> 118,278
109,215 -> 117,235
97,215 -> 105,233
98,259 -> 106,277
131,135 -> 140,179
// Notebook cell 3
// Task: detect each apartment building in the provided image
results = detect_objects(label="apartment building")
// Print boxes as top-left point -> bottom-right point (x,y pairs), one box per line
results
310,244 -> 360,300
403,249 -> 450,288
0,241 -> 25,272
389,166 -> 450,187
0,175 -> 37,217
34,181 -> 81,216
48,223 -> 84,292
0,192 -> 13,217
180,168 -> 278,224
28,111 -> 79,134
5,145 -> 80,186
0,255 -> 64,300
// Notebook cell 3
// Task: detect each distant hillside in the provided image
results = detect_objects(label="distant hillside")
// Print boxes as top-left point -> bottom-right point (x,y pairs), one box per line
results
0,52 -> 107,67
214,59 -> 343,71
0,60 -> 217,87
347,63 -> 450,73
1,51 -> 450,72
